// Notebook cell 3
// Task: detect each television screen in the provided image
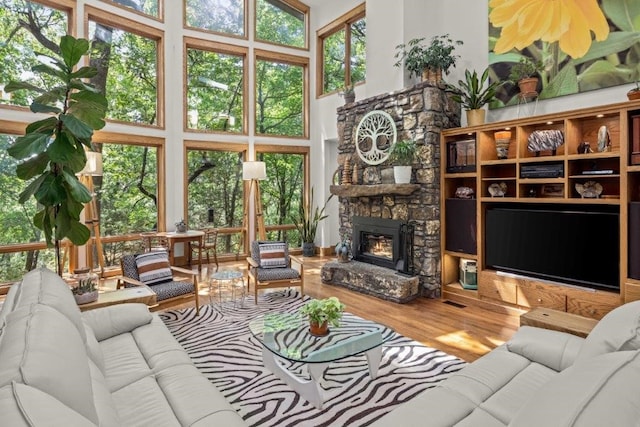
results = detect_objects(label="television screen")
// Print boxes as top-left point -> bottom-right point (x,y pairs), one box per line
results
485,205 -> 619,291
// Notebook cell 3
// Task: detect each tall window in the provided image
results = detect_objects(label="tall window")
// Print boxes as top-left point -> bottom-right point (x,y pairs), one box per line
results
0,0 -> 70,108
317,3 -> 366,95
99,0 -> 161,19
255,51 -> 307,138
255,0 -> 307,49
185,40 -> 246,133
87,8 -> 162,126
256,149 -> 307,245
186,144 -> 245,254
185,0 -> 245,37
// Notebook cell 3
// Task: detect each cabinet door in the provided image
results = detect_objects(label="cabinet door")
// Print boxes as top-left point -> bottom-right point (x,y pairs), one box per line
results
479,272 -> 517,304
516,282 -> 566,310
566,291 -> 620,320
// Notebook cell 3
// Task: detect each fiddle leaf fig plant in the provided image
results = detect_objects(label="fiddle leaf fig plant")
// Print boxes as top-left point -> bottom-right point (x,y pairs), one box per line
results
5,35 -> 108,275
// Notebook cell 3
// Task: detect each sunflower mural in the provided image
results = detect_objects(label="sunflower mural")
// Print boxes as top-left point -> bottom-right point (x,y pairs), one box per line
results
488,0 -> 640,109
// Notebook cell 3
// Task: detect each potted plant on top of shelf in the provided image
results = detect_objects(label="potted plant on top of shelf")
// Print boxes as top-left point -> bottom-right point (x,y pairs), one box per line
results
300,296 -> 345,336
394,34 -> 463,83
388,139 -> 417,183
508,57 -> 544,97
341,84 -> 355,104
448,68 -> 502,127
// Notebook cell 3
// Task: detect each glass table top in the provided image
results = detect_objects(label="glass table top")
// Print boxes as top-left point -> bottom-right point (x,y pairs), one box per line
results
249,312 -> 389,364
210,270 -> 243,281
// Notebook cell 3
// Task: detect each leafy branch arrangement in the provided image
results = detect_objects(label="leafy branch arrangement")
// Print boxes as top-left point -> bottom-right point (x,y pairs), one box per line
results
5,35 -> 108,275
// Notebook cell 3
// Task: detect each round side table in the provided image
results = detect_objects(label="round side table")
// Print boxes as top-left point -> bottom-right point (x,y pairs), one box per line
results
209,269 -> 246,307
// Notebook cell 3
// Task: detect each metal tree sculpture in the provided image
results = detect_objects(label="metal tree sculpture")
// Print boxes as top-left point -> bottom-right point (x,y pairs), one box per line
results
355,110 -> 397,165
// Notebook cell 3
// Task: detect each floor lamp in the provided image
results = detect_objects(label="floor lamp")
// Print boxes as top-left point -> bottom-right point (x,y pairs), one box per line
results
243,161 -> 267,242
79,151 -> 105,277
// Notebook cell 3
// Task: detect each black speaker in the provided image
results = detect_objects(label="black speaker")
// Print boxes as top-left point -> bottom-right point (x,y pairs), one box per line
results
445,198 -> 477,255
629,202 -> 640,279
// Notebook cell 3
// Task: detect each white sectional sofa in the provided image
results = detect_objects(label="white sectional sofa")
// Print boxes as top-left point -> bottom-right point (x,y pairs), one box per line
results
0,267 -> 245,426
373,300 -> 640,426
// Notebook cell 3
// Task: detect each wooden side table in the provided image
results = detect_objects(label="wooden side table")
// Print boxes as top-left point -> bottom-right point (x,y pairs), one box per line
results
520,307 -> 598,338
79,286 -> 157,312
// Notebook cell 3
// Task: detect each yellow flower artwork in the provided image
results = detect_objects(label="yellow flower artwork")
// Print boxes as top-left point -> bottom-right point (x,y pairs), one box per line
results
488,0 -> 640,108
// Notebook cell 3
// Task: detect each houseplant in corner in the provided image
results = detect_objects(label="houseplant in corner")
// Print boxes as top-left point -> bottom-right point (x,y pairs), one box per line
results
394,34 -> 463,83
508,57 -> 543,97
300,296 -> 345,336
292,187 -> 333,257
448,68 -> 501,127
388,139 -> 416,183
5,35 -> 108,276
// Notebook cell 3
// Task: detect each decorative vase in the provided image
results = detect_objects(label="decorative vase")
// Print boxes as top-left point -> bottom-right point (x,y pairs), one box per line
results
518,77 -> 539,97
393,165 -> 412,184
466,109 -> 486,127
302,242 -> 315,257
335,242 -> 350,263
309,320 -> 329,336
344,92 -> 355,104
494,130 -> 512,160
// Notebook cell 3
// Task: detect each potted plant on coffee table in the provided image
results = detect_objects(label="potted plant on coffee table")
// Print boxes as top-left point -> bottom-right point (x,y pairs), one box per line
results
300,296 -> 346,336
394,34 -> 463,83
388,139 -> 417,183
448,68 -> 501,127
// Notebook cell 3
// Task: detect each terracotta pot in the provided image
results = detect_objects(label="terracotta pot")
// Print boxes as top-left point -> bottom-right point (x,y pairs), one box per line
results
466,109 -> 486,127
518,77 -> 539,97
628,90 -> 640,101
309,320 -> 329,336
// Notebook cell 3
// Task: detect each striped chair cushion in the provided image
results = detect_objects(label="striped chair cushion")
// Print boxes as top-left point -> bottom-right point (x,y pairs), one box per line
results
135,252 -> 173,285
256,241 -> 289,269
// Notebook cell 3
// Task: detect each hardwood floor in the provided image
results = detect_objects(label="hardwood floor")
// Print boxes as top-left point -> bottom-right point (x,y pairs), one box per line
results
160,256 -> 521,362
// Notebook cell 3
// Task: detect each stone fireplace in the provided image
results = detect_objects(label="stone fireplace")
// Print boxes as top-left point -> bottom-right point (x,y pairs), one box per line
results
325,81 -> 460,298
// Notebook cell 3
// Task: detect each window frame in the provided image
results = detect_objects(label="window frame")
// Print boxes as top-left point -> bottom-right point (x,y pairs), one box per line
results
84,5 -> 166,129
254,49 -> 309,139
253,0 -> 309,51
183,37 -> 249,135
183,0 -> 248,40
316,3 -> 366,97
97,0 -> 164,22
183,140 -> 248,258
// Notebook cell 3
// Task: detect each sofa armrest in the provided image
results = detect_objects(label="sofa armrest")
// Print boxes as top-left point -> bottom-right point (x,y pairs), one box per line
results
506,326 -> 584,371
81,303 -> 153,342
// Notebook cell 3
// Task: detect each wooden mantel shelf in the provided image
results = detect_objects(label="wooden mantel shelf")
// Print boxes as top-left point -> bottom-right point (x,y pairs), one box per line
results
330,184 -> 420,197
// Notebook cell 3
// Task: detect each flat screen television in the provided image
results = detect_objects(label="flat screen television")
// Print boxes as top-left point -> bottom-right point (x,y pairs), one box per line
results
484,204 -> 619,291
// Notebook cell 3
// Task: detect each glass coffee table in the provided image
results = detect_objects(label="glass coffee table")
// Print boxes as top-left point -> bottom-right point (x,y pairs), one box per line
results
249,312 -> 388,409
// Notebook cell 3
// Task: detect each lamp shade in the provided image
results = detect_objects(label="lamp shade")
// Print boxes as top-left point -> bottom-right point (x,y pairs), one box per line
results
79,151 -> 103,176
242,161 -> 267,180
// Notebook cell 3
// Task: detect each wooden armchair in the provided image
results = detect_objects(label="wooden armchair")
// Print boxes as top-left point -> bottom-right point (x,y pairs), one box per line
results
247,241 -> 304,303
118,252 -> 200,314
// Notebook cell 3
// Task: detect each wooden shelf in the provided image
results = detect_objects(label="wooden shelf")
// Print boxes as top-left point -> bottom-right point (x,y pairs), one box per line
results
519,177 -> 565,184
444,250 -> 477,259
444,172 -> 476,178
329,184 -> 420,197
482,177 -> 516,181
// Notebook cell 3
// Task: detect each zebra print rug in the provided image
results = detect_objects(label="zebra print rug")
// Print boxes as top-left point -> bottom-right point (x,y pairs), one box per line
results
159,290 -> 466,426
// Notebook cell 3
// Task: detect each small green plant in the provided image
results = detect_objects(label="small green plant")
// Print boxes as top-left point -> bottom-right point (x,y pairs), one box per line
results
448,68 -> 502,110
508,57 -> 544,83
72,277 -> 97,295
292,187 -> 332,244
300,296 -> 345,328
394,34 -> 463,78
388,139 -> 417,166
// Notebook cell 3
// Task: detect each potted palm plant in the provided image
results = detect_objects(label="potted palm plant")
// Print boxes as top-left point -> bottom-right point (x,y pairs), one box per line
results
388,139 -> 417,183
5,35 -> 108,276
292,188 -> 332,257
394,34 -> 463,83
448,68 -> 501,127
300,296 -> 345,336
508,57 -> 543,96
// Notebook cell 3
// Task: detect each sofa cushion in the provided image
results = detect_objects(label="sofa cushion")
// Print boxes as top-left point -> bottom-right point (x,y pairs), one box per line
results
88,360 -> 121,427
82,303 -> 153,342
0,304 -> 98,424
506,326 -> 583,371
577,300 -> 640,361
0,383 -> 96,427
509,350 -> 640,426
135,251 -> 173,285
0,267 -> 86,343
